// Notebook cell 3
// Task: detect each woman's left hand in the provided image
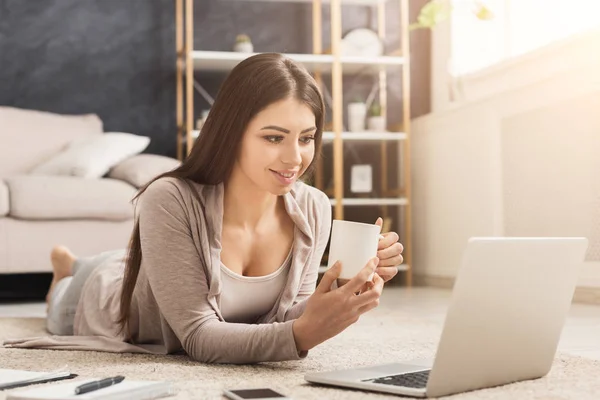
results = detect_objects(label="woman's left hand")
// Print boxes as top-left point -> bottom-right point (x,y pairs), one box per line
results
374,217 -> 404,283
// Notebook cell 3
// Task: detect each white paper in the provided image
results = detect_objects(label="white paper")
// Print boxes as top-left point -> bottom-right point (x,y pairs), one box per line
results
6,378 -> 174,400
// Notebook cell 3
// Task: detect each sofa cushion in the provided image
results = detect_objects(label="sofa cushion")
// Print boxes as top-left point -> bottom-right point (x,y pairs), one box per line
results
31,132 -> 151,179
0,107 -> 103,177
108,154 -> 181,188
0,179 -> 8,217
4,176 -> 137,221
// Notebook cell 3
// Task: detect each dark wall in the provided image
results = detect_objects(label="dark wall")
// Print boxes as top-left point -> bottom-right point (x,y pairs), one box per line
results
0,0 -> 176,156
0,0 -> 429,159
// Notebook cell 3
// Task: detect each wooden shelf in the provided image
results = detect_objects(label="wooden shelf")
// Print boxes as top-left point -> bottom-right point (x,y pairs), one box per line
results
192,130 -> 407,142
319,264 -> 410,274
323,131 -> 407,141
329,197 -> 408,206
192,50 -> 405,74
177,0 -> 414,287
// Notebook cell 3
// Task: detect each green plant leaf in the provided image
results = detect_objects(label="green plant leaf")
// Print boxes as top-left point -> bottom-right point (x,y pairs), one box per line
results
474,2 -> 494,20
369,103 -> 382,116
412,0 -> 452,30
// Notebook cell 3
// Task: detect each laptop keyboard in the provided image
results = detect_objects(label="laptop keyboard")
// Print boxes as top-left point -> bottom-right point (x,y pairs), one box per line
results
363,370 -> 430,389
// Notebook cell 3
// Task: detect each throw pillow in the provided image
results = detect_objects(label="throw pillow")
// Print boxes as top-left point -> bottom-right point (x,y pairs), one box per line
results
109,154 -> 181,188
30,132 -> 150,178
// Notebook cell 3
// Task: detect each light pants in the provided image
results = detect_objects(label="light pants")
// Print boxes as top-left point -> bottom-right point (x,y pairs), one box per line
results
46,250 -> 124,335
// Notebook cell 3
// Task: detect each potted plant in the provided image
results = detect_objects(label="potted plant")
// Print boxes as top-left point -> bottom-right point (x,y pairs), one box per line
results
233,34 -> 254,53
347,97 -> 367,132
409,0 -> 493,31
367,102 -> 386,131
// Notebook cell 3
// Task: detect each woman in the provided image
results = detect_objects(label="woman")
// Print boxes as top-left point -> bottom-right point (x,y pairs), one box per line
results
7,53 -> 404,364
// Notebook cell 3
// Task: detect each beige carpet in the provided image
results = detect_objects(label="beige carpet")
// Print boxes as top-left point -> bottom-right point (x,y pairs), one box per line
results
1,307 -> 599,400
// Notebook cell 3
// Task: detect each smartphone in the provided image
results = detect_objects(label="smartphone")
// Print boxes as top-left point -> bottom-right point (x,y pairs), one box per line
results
223,388 -> 291,400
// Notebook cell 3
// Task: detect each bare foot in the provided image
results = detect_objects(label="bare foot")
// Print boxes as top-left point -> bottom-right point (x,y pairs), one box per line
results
46,246 -> 77,306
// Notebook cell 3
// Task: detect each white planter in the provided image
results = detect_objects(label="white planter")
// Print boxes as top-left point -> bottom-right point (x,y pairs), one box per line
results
233,41 -> 253,53
367,116 -> 386,131
347,102 -> 367,132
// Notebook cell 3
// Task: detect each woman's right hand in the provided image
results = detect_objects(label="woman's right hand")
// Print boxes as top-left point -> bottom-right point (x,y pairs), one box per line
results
292,257 -> 383,352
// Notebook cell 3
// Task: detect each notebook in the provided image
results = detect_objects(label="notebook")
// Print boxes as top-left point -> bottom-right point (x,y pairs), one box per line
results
5,378 -> 175,400
0,369 -> 76,391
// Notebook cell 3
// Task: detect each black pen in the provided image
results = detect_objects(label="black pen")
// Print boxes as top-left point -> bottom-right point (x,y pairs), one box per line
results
74,376 -> 125,395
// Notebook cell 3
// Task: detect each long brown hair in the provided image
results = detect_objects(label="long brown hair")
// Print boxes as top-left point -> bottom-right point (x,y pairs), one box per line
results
117,53 -> 325,336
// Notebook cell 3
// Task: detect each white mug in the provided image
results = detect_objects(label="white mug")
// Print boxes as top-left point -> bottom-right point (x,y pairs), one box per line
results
327,219 -> 382,281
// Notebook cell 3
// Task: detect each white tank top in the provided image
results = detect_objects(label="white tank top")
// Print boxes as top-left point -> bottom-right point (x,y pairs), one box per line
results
219,248 -> 292,323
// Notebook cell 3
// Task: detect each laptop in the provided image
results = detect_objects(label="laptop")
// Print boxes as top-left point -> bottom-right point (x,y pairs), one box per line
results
305,237 -> 589,398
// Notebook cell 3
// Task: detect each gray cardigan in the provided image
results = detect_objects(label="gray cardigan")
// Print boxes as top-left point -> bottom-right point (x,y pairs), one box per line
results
4,177 -> 332,364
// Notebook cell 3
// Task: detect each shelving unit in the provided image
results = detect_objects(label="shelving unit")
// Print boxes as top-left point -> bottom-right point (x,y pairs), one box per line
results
322,131 -> 407,141
191,50 -> 405,73
175,0 -> 413,285
190,129 -> 407,142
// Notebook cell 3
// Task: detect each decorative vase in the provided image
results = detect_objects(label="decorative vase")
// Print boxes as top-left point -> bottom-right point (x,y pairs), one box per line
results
347,102 -> 367,132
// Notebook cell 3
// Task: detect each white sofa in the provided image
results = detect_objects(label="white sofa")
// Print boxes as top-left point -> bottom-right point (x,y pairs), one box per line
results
0,106 -> 178,274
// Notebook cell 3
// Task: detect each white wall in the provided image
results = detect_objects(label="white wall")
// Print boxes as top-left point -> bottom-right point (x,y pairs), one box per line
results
412,29 -> 600,288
